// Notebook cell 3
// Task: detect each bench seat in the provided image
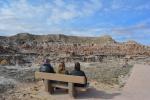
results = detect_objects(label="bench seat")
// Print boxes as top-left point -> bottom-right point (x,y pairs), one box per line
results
51,83 -> 88,91
35,72 -> 87,98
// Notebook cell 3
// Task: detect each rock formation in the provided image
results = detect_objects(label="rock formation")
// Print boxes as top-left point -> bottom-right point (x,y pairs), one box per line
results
0,33 -> 149,65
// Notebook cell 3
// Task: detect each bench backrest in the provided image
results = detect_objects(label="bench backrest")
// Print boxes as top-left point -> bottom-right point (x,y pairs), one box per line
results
35,72 -> 86,84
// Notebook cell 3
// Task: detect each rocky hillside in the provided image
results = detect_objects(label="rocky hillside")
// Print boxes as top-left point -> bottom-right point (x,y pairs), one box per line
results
1,33 -> 116,45
0,33 -> 149,55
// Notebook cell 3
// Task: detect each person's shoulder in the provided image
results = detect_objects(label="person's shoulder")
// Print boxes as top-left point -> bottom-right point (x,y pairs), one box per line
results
70,70 -> 76,74
43,63 -> 47,66
80,70 -> 85,73
80,70 -> 86,75
44,63 -> 52,67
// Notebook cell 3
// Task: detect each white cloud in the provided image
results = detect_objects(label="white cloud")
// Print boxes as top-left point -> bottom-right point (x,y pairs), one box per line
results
0,0 -> 103,34
111,21 -> 150,35
0,0 -> 49,34
104,0 -> 150,12
48,0 -> 102,24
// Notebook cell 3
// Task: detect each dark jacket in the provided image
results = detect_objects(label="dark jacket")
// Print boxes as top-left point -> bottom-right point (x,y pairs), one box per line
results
70,70 -> 87,87
39,64 -> 55,73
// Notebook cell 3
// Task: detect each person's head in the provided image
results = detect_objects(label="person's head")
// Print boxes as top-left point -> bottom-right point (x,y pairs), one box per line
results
44,59 -> 50,64
74,62 -> 80,71
58,62 -> 65,73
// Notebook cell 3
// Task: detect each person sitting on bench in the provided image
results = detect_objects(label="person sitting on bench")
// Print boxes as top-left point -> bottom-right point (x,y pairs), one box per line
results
57,61 -> 69,74
39,59 -> 55,73
70,62 -> 87,87
57,62 -> 69,85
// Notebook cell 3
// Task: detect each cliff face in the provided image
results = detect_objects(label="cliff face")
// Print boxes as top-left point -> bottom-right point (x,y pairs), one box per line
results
93,35 -> 116,44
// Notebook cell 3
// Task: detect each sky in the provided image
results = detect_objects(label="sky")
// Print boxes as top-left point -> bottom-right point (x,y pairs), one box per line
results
0,0 -> 150,45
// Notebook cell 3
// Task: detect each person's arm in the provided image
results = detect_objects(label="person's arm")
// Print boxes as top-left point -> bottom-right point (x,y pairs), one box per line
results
65,70 -> 69,75
49,64 -> 55,73
82,71 -> 87,85
51,67 -> 55,73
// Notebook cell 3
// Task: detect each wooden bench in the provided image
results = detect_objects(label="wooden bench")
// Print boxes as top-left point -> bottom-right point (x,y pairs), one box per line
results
35,72 -> 87,98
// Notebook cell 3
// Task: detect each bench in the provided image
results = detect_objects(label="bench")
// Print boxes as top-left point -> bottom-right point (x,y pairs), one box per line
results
35,72 -> 87,98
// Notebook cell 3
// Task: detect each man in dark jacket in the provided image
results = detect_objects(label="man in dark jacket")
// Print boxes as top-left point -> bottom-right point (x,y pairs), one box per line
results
39,59 -> 55,73
70,62 -> 87,87
39,59 -> 55,93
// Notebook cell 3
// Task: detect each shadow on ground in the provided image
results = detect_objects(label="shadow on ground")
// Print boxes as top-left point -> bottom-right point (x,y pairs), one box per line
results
76,88 -> 121,99
51,87 -> 121,99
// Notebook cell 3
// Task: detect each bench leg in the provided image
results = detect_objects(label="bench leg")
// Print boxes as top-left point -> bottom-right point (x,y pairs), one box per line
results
69,83 -> 76,98
43,80 -> 54,94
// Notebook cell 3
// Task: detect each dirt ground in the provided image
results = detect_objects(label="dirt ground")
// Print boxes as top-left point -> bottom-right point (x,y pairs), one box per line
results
0,59 -> 150,100
2,64 -> 148,100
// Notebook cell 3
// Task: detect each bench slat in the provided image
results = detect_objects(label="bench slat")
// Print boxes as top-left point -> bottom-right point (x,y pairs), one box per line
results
35,72 -> 86,84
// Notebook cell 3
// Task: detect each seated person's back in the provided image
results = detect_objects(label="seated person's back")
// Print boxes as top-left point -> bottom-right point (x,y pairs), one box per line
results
70,62 -> 87,87
57,62 -> 68,85
57,62 -> 68,74
39,59 -> 55,73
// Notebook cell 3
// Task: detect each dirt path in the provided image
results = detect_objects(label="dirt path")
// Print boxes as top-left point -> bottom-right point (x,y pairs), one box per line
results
114,64 -> 150,100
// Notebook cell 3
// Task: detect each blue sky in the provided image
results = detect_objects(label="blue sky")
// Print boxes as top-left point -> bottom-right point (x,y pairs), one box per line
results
0,0 -> 150,45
